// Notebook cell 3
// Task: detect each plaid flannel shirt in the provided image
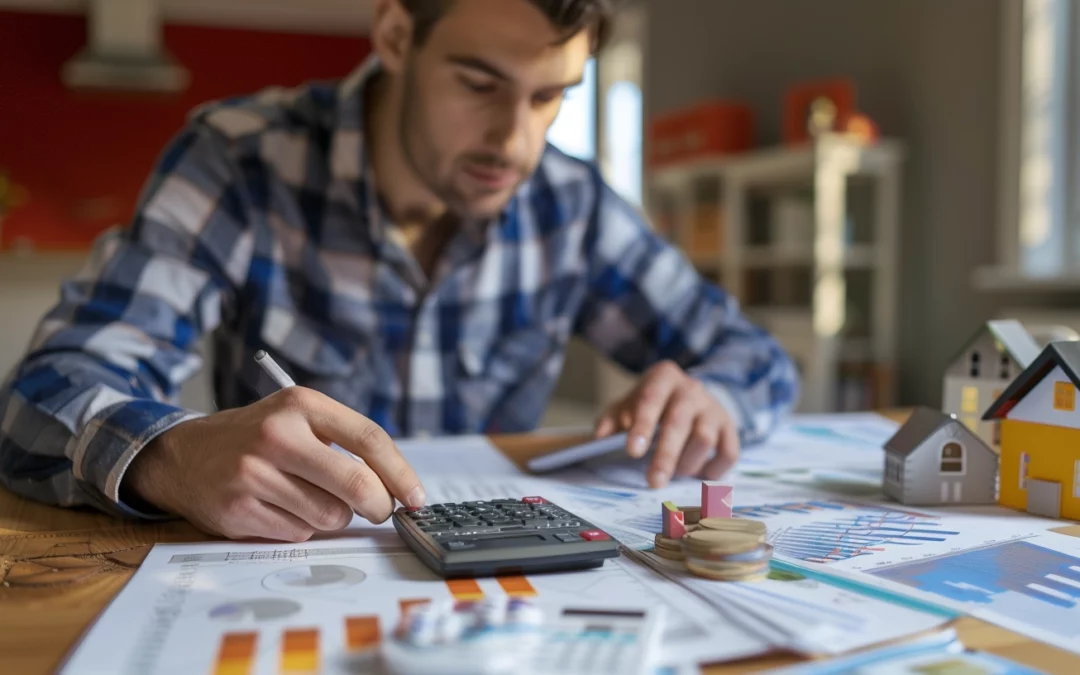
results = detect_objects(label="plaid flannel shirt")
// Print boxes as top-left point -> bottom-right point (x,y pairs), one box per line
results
0,59 -> 799,518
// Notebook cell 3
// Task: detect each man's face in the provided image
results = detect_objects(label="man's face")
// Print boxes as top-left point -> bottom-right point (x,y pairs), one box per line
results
395,0 -> 591,219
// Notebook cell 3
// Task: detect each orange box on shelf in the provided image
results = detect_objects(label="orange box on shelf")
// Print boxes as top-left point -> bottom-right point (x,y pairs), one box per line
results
648,100 -> 754,168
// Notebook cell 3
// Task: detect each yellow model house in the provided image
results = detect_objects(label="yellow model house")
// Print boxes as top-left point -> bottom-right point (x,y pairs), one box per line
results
983,341 -> 1080,521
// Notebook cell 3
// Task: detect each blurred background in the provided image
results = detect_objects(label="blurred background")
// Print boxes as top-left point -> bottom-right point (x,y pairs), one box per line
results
1,0 -> 1079,428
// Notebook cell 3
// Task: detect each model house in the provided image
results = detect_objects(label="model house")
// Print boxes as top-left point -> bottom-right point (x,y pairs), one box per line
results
883,407 -> 998,505
942,319 -> 1040,449
983,341 -> 1080,521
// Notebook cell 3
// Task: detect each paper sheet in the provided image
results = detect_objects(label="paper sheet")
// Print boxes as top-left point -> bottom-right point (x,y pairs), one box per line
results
396,434 -> 526,480
58,535 -> 766,674
546,413 -> 899,491
625,549 -> 952,657
762,627 -> 1046,675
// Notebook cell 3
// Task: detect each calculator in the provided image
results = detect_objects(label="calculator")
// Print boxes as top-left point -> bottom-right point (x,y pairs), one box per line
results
391,497 -> 621,578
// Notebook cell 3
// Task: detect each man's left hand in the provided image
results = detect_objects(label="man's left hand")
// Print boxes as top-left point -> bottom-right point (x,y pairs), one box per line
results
594,361 -> 740,488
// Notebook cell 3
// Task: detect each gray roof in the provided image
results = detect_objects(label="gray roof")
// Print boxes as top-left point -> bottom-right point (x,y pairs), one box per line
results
947,319 -> 1041,370
987,320 -> 1041,367
883,407 -> 994,460
884,407 -> 956,458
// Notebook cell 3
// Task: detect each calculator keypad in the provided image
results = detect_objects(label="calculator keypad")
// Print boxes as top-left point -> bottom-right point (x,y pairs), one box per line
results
407,499 -> 590,541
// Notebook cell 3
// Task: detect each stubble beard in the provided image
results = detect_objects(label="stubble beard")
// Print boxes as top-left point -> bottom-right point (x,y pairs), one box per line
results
398,61 -> 522,222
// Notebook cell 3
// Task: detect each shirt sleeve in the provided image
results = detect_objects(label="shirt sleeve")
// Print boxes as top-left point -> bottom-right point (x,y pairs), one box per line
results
576,178 -> 801,445
0,120 -> 254,518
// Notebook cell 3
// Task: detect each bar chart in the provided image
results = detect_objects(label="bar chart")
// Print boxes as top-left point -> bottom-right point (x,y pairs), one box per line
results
206,575 -> 542,674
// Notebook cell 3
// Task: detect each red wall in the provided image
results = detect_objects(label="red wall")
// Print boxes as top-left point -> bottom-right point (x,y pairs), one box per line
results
0,11 -> 371,249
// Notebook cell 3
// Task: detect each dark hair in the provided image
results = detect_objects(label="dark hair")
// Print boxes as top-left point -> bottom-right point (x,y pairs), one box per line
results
400,0 -> 614,51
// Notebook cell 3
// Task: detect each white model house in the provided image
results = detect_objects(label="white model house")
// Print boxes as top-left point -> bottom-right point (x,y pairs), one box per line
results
941,319 -> 1040,449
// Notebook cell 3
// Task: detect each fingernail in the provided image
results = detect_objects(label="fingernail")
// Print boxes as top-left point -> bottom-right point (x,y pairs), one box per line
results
405,485 -> 426,509
648,469 -> 669,488
630,435 -> 649,458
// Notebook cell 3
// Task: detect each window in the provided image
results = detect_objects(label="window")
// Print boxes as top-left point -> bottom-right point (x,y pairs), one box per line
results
970,351 -> 981,378
1020,452 -> 1030,490
993,420 -> 1002,446
989,0 -> 1080,279
1001,355 -> 1012,379
886,456 -> 902,484
961,386 -> 979,413
940,442 -> 965,474
1054,381 -> 1076,411
604,80 -> 643,206
546,57 -> 596,161
597,30 -> 644,208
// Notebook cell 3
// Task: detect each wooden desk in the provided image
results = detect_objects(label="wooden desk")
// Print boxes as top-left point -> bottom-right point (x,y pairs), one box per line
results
2,420 -> 1078,674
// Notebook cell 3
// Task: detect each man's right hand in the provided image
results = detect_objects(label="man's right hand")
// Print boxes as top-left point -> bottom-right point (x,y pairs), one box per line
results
123,387 -> 426,542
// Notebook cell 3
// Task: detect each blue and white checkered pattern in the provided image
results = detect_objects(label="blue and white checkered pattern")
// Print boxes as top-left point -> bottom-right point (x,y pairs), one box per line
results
0,58 -> 799,518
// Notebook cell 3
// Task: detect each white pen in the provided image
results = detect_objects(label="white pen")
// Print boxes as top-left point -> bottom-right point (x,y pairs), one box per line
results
255,350 -> 363,464
255,350 -> 296,389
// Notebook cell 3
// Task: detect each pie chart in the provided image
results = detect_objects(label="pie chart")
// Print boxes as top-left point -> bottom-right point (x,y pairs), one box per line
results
262,564 -> 367,594
209,598 -> 302,622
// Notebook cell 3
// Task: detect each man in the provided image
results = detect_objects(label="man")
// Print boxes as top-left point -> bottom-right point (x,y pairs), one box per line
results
0,0 -> 798,542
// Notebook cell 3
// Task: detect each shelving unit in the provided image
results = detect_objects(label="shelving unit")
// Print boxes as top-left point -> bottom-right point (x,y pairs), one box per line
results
645,132 -> 906,413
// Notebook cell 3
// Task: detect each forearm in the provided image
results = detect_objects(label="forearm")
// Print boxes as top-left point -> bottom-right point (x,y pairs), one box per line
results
0,351 -> 203,518
579,181 -> 800,444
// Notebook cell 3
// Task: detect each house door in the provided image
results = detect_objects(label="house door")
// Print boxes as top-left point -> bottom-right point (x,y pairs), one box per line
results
939,482 -> 963,503
1028,479 -> 1062,518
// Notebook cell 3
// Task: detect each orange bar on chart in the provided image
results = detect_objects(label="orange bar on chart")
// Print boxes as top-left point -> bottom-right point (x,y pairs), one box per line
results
213,632 -> 257,675
280,628 -> 319,674
398,598 -> 431,616
496,575 -> 537,597
345,616 -> 381,652
446,578 -> 484,601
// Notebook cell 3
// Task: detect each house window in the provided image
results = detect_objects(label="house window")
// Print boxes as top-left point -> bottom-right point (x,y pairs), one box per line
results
1054,381 -> 1076,411
1020,452 -> 1030,490
940,442 -> 965,474
969,351 -> 981,377
886,456 -> 902,483
993,421 -> 1002,446
961,386 -> 979,413
1075,460 -> 1080,498
1000,355 -> 1011,379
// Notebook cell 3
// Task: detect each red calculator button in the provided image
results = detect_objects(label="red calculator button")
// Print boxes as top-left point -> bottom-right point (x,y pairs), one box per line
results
522,496 -> 548,504
579,530 -> 611,541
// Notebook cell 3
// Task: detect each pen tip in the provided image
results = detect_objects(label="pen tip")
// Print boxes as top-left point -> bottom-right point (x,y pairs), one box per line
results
254,350 -> 266,361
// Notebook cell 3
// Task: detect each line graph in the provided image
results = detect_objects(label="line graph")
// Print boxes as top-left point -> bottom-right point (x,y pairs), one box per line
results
736,501 -> 960,564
